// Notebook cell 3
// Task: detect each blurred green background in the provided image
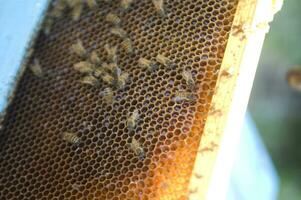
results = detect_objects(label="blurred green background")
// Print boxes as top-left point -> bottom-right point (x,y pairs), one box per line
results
248,0 -> 301,199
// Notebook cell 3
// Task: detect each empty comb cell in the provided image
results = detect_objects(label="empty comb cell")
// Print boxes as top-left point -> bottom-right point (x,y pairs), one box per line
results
0,0 -> 281,199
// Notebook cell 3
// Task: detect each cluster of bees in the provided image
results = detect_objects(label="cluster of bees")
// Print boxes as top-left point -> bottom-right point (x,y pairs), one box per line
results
43,0 -> 165,35
43,0 -> 99,35
70,40 -> 129,92
30,0 -> 198,161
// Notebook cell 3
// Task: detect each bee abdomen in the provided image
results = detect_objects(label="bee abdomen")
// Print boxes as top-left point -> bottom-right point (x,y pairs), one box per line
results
62,132 -> 80,145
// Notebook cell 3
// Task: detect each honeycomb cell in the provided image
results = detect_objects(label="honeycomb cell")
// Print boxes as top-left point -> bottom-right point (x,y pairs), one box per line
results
0,0 -> 238,199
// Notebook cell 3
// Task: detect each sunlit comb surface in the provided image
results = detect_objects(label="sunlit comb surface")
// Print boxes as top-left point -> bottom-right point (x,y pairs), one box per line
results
0,0 -> 238,199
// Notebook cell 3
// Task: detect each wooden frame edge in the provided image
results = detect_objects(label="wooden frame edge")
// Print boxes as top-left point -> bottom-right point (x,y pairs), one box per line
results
188,0 -> 283,199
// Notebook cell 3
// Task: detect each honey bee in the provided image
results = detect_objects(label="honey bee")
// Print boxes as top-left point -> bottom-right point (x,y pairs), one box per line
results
57,0 -> 68,8
182,70 -> 195,88
86,0 -> 97,9
66,0 -> 84,21
127,109 -> 139,131
70,40 -> 87,59
101,87 -> 114,103
80,75 -> 100,86
105,13 -> 121,26
89,51 -> 101,66
156,54 -> 176,69
43,18 -> 54,35
110,27 -> 127,39
70,1 -> 83,21
104,44 -> 117,63
121,38 -> 134,54
62,132 -> 80,145
101,73 -> 115,85
138,58 -> 158,71
287,68 -> 301,91
30,59 -> 43,77
115,72 -> 129,89
120,0 -> 134,10
172,91 -> 196,103
101,62 -> 116,73
49,8 -> 63,19
93,67 -> 105,78
152,0 -> 165,17
111,65 -> 122,78
49,0 -> 67,18
66,0 -> 81,8
128,138 -> 145,160
73,61 -> 95,74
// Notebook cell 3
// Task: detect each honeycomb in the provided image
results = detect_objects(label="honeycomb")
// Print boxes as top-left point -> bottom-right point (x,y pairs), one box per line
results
0,0 -> 238,199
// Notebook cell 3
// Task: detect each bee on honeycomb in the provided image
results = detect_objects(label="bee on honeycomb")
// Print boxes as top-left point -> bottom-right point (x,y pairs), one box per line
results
152,0 -> 165,17
30,59 -> 43,77
62,132 -> 80,145
110,27 -> 128,39
80,75 -> 100,86
173,91 -> 196,103
127,109 -> 139,131
70,40 -> 87,59
73,61 -> 95,74
128,138 -> 145,160
138,57 -> 158,72
86,0 -> 98,9
156,54 -> 176,69
105,13 -> 121,26
115,71 -> 129,89
69,0 -> 84,21
101,87 -> 114,103
101,73 -> 115,86
89,50 -> 101,66
121,38 -> 134,54
104,44 -> 118,63
120,0 -> 134,10
182,70 -> 195,89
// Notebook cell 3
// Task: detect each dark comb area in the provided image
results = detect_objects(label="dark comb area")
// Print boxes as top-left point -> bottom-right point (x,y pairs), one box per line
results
0,0 -> 238,199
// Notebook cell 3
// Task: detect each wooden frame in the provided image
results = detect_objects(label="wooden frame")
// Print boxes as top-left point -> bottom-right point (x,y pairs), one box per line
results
188,0 -> 283,199
0,0 -> 282,198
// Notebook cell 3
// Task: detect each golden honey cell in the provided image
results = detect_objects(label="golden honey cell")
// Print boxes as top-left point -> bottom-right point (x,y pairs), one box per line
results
0,0 -> 238,199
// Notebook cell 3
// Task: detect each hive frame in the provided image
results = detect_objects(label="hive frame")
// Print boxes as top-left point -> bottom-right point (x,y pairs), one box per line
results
188,0 -> 283,199
0,0 -> 283,199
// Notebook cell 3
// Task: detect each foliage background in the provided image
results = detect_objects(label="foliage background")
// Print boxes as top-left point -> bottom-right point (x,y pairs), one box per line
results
249,0 -> 301,199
